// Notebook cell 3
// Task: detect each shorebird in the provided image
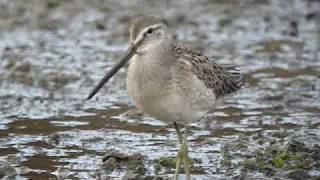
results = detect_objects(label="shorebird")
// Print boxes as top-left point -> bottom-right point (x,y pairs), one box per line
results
87,16 -> 244,180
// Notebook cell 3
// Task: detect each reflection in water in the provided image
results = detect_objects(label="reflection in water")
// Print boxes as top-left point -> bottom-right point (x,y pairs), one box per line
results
0,0 -> 319,179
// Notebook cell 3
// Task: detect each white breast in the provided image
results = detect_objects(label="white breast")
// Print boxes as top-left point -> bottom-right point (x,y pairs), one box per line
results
126,41 -> 217,125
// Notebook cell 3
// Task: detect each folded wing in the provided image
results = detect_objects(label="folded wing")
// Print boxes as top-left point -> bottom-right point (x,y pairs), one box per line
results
171,44 -> 244,98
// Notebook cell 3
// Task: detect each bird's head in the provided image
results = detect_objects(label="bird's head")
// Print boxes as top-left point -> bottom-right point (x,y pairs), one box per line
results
87,16 -> 168,100
129,16 -> 169,51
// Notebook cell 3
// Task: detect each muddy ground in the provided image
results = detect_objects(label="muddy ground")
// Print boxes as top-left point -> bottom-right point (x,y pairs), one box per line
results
0,0 -> 319,179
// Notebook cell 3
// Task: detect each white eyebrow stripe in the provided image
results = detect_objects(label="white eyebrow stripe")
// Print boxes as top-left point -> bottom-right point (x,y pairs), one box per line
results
133,23 -> 166,45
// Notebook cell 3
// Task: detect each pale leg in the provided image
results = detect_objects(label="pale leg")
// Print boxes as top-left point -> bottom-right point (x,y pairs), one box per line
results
174,123 -> 190,180
182,127 -> 190,180
174,122 -> 183,180
174,122 -> 182,144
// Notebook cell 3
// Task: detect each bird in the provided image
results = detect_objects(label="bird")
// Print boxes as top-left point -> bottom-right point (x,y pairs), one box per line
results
87,16 -> 244,180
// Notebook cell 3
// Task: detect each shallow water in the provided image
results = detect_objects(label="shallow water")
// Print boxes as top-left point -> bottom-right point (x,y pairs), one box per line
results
0,0 -> 319,179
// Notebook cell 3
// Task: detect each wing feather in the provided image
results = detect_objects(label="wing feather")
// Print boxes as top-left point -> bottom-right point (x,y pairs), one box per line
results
171,44 -> 244,98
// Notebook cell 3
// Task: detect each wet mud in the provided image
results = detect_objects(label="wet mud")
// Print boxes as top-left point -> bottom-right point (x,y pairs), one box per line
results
0,0 -> 320,179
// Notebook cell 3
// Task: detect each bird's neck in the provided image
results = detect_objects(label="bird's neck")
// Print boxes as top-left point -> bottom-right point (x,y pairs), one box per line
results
136,38 -> 173,65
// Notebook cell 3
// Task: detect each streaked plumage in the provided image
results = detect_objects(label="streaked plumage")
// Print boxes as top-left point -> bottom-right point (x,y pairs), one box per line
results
171,44 -> 244,98
87,16 -> 244,180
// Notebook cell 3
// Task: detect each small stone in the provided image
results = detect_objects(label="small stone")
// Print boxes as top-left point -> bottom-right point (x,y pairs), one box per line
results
287,169 -> 311,180
0,161 -> 17,178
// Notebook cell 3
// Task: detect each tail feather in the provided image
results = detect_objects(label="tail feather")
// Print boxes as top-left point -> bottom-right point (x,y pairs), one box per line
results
221,64 -> 244,89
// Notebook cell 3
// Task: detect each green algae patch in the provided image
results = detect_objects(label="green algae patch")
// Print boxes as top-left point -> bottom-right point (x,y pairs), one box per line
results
242,142 -> 317,176
159,157 -> 176,169
272,150 -> 288,168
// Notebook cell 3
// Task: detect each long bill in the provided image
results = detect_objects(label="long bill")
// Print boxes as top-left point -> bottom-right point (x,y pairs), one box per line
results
86,45 -> 137,100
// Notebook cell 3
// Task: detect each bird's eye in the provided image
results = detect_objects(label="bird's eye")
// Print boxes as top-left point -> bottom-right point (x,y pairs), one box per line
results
146,28 -> 153,34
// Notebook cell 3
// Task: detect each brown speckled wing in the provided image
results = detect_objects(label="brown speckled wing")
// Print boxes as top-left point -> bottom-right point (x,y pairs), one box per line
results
171,44 -> 244,98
